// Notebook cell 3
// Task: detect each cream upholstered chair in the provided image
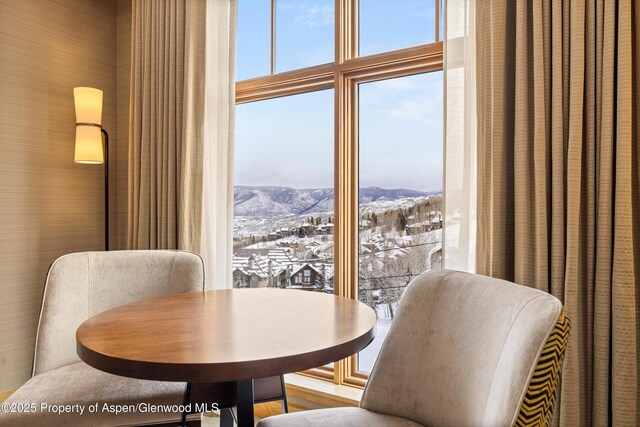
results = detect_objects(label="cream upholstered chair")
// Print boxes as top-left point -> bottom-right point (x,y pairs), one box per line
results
0,250 -> 207,427
258,270 -> 571,427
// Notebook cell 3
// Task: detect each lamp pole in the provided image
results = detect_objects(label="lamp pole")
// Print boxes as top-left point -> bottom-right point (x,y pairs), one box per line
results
101,128 -> 109,251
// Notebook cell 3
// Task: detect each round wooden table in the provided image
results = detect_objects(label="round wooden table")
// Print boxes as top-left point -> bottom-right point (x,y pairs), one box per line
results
76,288 -> 377,427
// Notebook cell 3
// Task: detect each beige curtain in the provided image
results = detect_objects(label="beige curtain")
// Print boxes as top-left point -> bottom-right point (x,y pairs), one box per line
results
476,0 -> 639,426
128,0 -> 206,250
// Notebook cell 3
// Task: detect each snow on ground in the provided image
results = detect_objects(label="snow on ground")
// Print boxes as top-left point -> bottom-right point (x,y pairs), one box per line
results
358,196 -> 435,215
243,235 -> 334,250
233,195 -> 438,238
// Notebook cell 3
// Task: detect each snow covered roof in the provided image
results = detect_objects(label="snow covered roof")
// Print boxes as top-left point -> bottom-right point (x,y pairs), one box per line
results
233,248 -> 307,280
232,255 -> 270,279
232,266 -> 266,279
290,263 -> 322,277
267,249 -> 298,263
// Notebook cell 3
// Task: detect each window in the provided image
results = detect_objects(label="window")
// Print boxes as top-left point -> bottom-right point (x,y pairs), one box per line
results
235,0 -> 443,387
236,0 -> 271,80
234,89 -> 334,292
276,0 -> 335,72
359,0 -> 437,56
357,72 -> 443,373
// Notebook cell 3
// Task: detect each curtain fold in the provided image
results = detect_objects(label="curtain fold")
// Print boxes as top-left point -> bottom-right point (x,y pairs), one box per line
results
476,0 -> 639,425
128,0 -> 206,250
128,0 -> 236,285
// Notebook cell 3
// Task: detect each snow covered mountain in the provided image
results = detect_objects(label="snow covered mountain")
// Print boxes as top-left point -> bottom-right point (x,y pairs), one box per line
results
234,185 -> 436,217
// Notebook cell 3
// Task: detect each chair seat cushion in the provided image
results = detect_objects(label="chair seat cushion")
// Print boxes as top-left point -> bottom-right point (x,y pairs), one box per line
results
0,362 -> 198,426
257,407 -> 423,427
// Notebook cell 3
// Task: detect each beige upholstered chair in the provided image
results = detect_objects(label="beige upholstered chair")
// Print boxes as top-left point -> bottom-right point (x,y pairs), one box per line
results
258,270 -> 571,427
0,250 -> 207,426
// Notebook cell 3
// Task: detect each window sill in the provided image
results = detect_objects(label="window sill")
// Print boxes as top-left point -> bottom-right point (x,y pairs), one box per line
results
284,374 -> 362,410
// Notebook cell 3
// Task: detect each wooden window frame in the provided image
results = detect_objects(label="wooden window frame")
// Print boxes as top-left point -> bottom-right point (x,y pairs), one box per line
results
235,0 -> 443,388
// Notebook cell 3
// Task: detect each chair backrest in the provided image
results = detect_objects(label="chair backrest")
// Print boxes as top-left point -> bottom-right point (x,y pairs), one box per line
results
361,269 -> 570,427
33,250 -> 205,376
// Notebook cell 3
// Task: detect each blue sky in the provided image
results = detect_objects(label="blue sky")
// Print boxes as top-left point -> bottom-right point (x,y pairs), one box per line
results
235,0 -> 442,192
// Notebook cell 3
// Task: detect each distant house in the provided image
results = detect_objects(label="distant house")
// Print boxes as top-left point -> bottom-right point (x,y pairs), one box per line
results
232,256 -> 269,288
271,265 -> 291,288
289,264 -> 322,291
231,250 -> 334,292
315,222 -> 334,235
232,268 -> 247,287
297,222 -> 315,237
405,214 -> 443,235
232,268 -> 265,288
431,216 -> 443,229
405,222 -> 429,235
277,227 -> 292,237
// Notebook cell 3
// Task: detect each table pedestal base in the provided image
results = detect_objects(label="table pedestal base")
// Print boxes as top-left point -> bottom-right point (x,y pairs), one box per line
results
236,379 -> 255,427
180,379 -> 256,427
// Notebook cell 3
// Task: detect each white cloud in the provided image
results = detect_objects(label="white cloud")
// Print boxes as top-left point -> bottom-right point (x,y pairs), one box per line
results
293,4 -> 334,27
361,74 -> 443,123
374,78 -> 423,92
382,94 -> 440,122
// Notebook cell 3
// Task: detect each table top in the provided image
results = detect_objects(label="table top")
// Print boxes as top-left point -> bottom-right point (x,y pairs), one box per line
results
76,289 -> 377,383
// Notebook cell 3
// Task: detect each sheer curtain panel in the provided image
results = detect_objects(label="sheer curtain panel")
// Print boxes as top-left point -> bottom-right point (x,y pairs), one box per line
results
200,0 -> 236,289
444,0 -> 477,273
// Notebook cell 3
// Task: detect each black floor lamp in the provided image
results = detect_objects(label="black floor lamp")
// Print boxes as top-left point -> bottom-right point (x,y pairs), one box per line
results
73,87 -> 109,251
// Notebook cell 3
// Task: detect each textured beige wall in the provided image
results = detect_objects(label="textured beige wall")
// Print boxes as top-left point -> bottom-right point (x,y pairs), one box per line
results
0,0 -> 119,392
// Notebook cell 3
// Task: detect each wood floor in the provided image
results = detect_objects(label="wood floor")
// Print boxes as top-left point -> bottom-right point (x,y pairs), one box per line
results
254,401 -> 302,419
0,389 -> 14,403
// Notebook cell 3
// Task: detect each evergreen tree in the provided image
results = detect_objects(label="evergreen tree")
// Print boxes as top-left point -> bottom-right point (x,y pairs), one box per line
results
396,211 -> 407,231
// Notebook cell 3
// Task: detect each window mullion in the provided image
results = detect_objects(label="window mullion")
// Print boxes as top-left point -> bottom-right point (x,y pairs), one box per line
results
435,0 -> 440,42
271,0 -> 276,74
334,0 -> 359,387
336,0 -> 357,64
334,72 -> 359,385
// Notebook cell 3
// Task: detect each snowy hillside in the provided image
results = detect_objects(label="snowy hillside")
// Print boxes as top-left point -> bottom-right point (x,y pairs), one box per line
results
233,193 -> 442,238
234,185 -> 436,217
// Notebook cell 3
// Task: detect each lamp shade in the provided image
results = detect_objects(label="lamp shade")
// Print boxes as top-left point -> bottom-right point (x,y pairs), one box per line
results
74,87 -> 104,164
74,125 -> 103,163
73,87 -> 103,125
